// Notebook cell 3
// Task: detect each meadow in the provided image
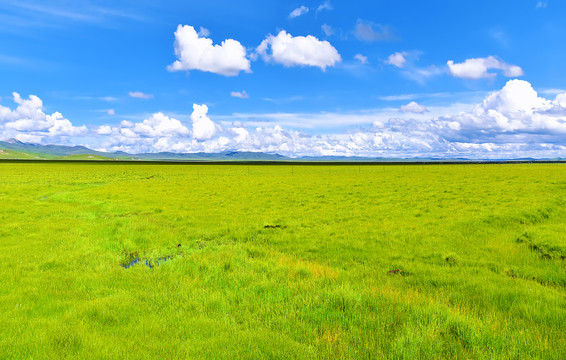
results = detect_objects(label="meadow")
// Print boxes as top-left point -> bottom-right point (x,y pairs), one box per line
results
0,162 -> 564,359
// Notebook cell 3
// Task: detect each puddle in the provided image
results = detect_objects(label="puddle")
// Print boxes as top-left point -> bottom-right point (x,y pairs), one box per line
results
123,257 -> 140,269
123,255 -> 175,270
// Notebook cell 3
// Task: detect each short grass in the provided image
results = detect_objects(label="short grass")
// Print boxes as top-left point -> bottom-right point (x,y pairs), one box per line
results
0,149 -> 47,160
0,163 -> 564,359
0,150 -> 113,161
52,154 -> 114,161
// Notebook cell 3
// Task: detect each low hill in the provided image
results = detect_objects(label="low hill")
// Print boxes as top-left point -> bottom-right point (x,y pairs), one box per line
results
0,139 -> 291,161
1,138 -> 564,162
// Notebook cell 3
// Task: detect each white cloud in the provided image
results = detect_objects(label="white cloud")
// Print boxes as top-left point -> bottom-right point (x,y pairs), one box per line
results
256,30 -> 341,71
14,133 -> 44,143
0,93 -> 87,143
386,52 -> 407,68
489,29 -> 509,47
400,101 -> 428,113
96,125 -> 112,135
132,112 -> 190,138
317,1 -> 333,13
107,109 -> 115,116
354,20 -> 395,42
321,24 -> 334,36
437,80 -> 565,143
384,51 -> 443,84
289,6 -> 309,19
168,25 -> 251,77
480,79 -> 549,115
129,91 -> 154,99
191,104 -> 218,141
536,1 -> 547,9
230,91 -> 249,99
197,26 -> 210,37
354,54 -> 368,64
95,112 -> 191,153
540,88 -> 566,96
231,127 -> 250,143
120,120 -> 133,128
554,93 -> 566,108
401,66 -> 443,84
447,56 -> 523,79
46,112 -> 87,137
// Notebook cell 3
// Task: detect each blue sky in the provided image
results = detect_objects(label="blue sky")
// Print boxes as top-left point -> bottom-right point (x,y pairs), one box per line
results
1,0 -> 566,158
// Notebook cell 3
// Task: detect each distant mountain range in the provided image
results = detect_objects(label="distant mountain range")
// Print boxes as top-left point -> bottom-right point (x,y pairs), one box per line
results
0,138 -> 563,162
0,139 -> 290,161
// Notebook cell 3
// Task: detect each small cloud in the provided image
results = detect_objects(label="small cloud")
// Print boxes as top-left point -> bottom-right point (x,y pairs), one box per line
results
100,96 -> 118,102
197,26 -> 210,37
230,90 -> 249,99
289,6 -> 309,19
539,88 -> 566,96
447,56 -> 523,79
536,1 -> 547,8
107,109 -> 115,116
385,52 -> 408,68
321,24 -> 334,36
317,1 -> 333,13
379,94 -> 419,101
354,19 -> 396,42
384,51 -> 442,84
354,54 -> 368,64
489,29 -> 509,48
402,66 -> 443,84
128,91 -> 154,99
400,101 -> 428,113
262,95 -> 304,104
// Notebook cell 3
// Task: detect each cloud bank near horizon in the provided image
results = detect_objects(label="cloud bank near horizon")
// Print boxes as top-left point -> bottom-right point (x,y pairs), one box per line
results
1,80 -> 566,159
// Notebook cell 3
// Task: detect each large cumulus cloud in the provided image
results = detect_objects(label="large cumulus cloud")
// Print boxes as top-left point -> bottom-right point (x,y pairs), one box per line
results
256,30 -> 341,71
168,25 -> 251,76
190,104 -> 218,141
437,80 -> 566,144
0,93 -> 87,143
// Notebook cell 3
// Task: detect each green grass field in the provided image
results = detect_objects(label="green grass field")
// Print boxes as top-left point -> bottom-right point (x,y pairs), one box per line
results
0,162 -> 565,359
0,149 -> 115,161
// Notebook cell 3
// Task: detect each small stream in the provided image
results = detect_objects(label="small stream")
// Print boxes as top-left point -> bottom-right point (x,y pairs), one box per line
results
123,256 -> 173,269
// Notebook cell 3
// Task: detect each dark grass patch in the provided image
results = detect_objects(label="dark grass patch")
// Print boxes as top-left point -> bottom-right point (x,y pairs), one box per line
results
505,269 -> 518,279
388,269 -> 406,276
264,224 -> 287,229
505,267 -> 565,288
516,232 -> 566,261
246,248 -> 265,259
445,254 -> 459,267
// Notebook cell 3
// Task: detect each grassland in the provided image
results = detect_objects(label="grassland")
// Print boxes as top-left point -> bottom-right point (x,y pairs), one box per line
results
0,149 -> 48,160
0,162 -> 564,359
0,149 -> 115,161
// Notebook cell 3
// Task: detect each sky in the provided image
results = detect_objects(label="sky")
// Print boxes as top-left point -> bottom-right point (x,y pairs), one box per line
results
1,0 -> 566,158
